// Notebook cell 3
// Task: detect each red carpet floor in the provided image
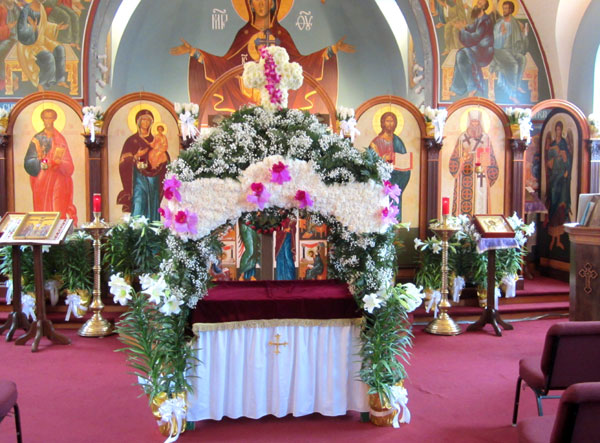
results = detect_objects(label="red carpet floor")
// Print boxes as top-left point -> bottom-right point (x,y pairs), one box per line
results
0,318 -> 564,442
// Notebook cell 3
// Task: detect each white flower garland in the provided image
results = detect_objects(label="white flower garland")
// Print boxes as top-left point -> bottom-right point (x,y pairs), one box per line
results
163,155 -> 395,240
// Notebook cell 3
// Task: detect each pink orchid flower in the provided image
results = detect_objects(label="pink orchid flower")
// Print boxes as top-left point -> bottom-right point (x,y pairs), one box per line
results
163,176 -> 182,202
270,161 -> 291,184
158,206 -> 173,229
381,204 -> 399,225
247,182 -> 271,210
295,190 -> 314,209
173,209 -> 198,235
383,180 -> 401,203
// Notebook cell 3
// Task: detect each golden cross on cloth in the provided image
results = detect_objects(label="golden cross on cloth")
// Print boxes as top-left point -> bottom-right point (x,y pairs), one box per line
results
268,333 -> 288,355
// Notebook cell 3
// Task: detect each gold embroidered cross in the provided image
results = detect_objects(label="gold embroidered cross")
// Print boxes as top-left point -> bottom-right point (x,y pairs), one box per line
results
578,263 -> 598,295
268,333 -> 288,355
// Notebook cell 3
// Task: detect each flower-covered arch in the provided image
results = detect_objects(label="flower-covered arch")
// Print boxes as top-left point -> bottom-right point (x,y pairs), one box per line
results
114,47 -> 424,439
160,104 -> 422,408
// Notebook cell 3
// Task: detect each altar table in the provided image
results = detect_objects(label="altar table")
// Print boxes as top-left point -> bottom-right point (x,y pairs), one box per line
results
191,280 -> 361,323
186,280 -> 368,421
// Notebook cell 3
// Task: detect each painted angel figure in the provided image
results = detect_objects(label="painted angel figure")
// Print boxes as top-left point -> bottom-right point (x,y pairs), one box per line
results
544,120 -> 573,250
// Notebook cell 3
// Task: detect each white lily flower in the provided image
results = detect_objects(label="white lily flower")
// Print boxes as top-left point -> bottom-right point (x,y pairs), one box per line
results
413,238 -> 424,249
140,274 -> 168,305
398,283 -> 424,312
160,295 -> 184,316
431,242 -> 442,254
403,283 -> 424,300
108,273 -> 133,306
523,222 -> 535,237
362,293 -> 383,314
130,215 -> 149,229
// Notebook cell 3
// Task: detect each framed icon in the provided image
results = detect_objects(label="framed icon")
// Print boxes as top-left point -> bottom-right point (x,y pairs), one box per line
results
0,212 -> 26,236
13,212 -> 60,240
473,214 -> 515,238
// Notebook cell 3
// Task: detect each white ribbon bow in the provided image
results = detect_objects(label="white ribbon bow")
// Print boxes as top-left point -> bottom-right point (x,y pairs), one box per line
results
65,293 -> 86,321
158,396 -> 187,443
433,109 -> 447,143
518,116 -> 532,144
21,294 -> 36,321
451,275 -> 465,303
425,290 -> 441,317
501,274 -> 517,299
369,386 -> 411,429
494,286 -> 502,309
45,279 -> 61,306
389,384 -> 411,428
339,118 -> 360,142
5,279 -> 12,305
82,112 -> 97,142
179,111 -> 200,141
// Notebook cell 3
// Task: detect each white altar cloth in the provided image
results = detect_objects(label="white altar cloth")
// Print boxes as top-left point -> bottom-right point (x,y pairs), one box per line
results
186,318 -> 369,421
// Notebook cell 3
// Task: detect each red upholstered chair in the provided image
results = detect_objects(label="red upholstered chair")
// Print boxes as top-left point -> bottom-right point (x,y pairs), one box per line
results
512,321 -> 600,425
0,380 -> 22,443
517,382 -> 600,443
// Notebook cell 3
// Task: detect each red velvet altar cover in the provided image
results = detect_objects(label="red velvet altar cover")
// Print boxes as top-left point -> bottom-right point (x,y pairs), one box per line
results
191,280 -> 361,323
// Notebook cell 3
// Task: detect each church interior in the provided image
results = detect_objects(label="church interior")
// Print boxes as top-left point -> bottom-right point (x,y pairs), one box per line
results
1,1 -> 600,441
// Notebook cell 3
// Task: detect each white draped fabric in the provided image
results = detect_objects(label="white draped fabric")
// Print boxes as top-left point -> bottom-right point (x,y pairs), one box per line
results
186,318 -> 368,421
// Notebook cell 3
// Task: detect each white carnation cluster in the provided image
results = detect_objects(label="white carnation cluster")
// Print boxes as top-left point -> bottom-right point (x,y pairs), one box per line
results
164,155 -> 393,240
242,46 -> 303,112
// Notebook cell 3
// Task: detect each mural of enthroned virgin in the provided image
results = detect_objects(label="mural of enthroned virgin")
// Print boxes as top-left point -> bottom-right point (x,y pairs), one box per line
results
117,109 -> 170,222
170,0 -> 355,123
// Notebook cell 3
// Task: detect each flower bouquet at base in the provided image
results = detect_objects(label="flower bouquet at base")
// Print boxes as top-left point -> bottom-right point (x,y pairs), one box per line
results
111,273 -> 195,441
359,283 -> 424,428
414,236 -> 443,315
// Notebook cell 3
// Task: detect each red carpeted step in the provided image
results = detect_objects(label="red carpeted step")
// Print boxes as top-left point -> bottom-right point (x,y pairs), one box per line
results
516,276 -> 569,296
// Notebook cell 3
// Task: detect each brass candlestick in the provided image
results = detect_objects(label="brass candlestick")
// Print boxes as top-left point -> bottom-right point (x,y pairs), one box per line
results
425,215 -> 462,335
79,212 -> 114,337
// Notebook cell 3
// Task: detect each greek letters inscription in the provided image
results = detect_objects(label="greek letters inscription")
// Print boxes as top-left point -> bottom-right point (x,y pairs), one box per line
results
212,8 -> 228,30
296,11 -> 313,31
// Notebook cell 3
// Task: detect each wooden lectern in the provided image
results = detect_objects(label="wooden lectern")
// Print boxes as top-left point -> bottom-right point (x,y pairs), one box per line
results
0,212 -> 73,352
467,215 -> 518,337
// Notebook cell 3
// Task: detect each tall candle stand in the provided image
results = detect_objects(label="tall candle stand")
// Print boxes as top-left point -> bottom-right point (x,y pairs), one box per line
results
79,211 -> 114,337
425,215 -> 462,335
